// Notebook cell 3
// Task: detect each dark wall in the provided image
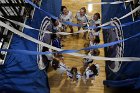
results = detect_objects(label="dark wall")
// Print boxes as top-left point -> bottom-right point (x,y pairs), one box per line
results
102,0 -> 140,89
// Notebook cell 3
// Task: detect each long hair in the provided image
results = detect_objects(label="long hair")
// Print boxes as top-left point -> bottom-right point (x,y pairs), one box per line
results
94,13 -> 100,19
89,64 -> 98,75
95,24 -> 101,32
70,67 -> 78,80
61,6 -> 67,13
94,36 -> 100,44
51,59 -> 60,70
51,18 -> 56,25
92,49 -> 100,56
80,7 -> 86,13
70,67 -> 78,75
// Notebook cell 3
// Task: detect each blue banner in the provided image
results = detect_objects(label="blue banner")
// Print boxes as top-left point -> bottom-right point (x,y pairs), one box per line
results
0,0 -> 61,93
102,0 -> 140,89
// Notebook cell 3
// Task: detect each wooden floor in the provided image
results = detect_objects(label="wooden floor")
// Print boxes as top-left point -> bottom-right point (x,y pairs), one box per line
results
48,0 -> 111,93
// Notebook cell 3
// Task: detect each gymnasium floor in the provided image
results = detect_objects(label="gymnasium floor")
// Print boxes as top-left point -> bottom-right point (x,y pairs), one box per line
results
48,0 -> 110,93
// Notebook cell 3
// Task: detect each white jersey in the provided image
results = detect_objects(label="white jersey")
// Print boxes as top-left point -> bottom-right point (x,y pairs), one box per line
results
53,21 -> 63,32
89,19 -> 101,39
50,61 -> 67,74
84,52 -> 93,64
89,41 -> 97,47
85,67 -> 94,79
60,11 -> 73,22
76,12 -> 88,24
56,62 -> 67,74
89,19 -> 101,26
89,31 -> 100,39
67,69 -> 81,80
85,64 -> 100,79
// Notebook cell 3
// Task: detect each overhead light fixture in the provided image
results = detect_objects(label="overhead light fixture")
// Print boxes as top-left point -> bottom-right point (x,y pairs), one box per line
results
88,3 -> 93,13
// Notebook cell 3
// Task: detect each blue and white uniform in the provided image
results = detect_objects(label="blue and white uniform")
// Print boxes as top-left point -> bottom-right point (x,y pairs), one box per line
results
89,41 -> 98,47
67,69 -> 81,80
89,19 -> 101,39
89,31 -> 100,39
89,42 -> 99,54
89,19 -> 101,26
53,21 -> 63,33
75,12 -> 88,26
60,11 -> 73,22
84,52 -> 94,65
51,61 -> 67,74
84,64 -> 100,79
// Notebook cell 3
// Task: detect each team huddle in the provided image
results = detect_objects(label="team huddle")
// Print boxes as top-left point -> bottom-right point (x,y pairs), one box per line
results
38,6 -> 101,85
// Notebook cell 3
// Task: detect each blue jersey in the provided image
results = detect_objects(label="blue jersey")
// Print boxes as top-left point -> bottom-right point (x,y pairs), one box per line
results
52,38 -> 61,48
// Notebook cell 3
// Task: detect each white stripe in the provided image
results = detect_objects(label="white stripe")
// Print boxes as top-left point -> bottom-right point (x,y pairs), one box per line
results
0,59 -> 4,65
1,21 -> 140,62
120,6 -> 140,20
86,0 -> 132,4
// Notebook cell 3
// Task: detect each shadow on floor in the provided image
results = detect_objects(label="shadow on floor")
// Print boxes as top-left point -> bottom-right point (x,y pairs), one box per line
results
59,78 -> 93,93
48,73 -> 63,88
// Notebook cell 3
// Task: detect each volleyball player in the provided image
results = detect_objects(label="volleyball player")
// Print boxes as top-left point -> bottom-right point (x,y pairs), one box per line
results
75,7 -> 89,39
51,18 -> 63,33
60,6 -> 74,33
89,36 -> 100,47
51,58 -> 67,74
89,13 -> 101,40
83,64 -> 100,84
83,49 -> 100,66
67,67 -> 81,84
